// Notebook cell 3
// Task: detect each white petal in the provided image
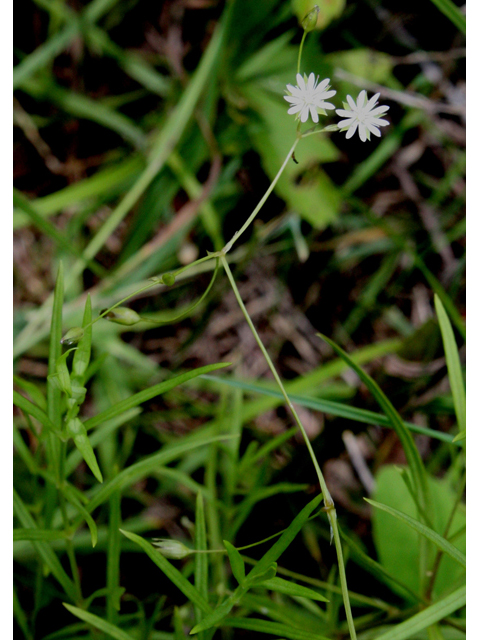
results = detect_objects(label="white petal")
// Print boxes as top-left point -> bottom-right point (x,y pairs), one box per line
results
337,118 -> 356,128
345,123 -> 358,139
346,95 -> 356,110
288,104 -> 303,114
336,109 -> 354,118
310,105 -> 319,123
296,73 -> 306,92
368,124 -> 381,137
307,72 -> 316,92
284,95 -> 300,104
300,105 -> 309,122
358,123 -> 367,141
316,78 -> 330,92
317,101 -> 335,110
369,105 -> 389,117
356,90 -> 367,109
366,93 -> 381,111
369,117 -> 389,126
321,89 -> 337,100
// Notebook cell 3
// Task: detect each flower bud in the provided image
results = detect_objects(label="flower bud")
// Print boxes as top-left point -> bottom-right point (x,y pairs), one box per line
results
60,327 -> 84,346
302,5 -> 320,32
161,273 -> 176,286
101,307 -> 141,326
151,538 -> 192,559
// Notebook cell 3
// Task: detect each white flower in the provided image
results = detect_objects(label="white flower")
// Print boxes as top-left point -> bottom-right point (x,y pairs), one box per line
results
284,73 -> 336,124
152,538 -> 192,559
336,91 -> 389,142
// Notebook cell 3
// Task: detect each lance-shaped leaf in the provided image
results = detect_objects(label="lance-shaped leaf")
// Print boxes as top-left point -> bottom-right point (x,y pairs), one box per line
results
261,577 -> 329,602
224,540 -> 245,585
365,498 -> 466,568
66,418 -> 103,483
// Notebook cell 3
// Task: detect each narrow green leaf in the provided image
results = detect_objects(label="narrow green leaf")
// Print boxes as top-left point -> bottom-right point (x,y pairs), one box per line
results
244,563 -> 277,587
120,530 -> 211,614
61,484 -> 98,547
435,295 -> 466,436
63,603 -> 137,640
174,607 -> 188,640
13,375 -> 46,411
66,418 -> 103,483
74,433 -> 237,519
13,489 -> 77,602
201,375 -> 457,445
317,334 -> 428,508
374,584 -> 466,640
190,596 -> 240,634
221,617 -> 331,640
194,493 -> 208,640
72,294 -> 92,383
261,577 -> 329,602
428,0 -> 466,34
365,498 -> 466,568
13,390 -> 58,434
224,540 -> 246,585
48,262 -> 64,431
84,362 -> 231,431
248,495 -> 323,581
13,529 -> 67,542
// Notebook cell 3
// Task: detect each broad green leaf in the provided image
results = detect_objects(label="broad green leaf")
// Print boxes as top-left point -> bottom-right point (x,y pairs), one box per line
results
292,0 -> 346,30
224,540 -> 246,585
120,530 -> 211,615
317,334 -> 428,509
66,418 -> 103,483
261,577 -> 329,602
371,466 -> 466,601
366,498 -> 466,568
374,585 -> 466,640
435,295 -> 466,437
325,48 -> 393,85
63,603 -> 136,640
84,362 -> 231,431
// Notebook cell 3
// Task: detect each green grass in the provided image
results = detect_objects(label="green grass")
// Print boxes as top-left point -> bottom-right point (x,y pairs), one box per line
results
14,1 -> 465,639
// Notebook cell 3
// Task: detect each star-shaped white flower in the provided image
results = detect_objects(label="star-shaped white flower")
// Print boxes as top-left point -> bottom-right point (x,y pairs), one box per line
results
336,90 -> 389,142
284,73 -> 336,124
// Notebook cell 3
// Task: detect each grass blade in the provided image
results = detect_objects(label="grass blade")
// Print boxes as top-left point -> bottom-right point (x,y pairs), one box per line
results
194,493 -> 208,640
434,294 -> 466,437
63,603 -> 136,640
248,494 -> 323,581
120,530 -> 212,614
13,489 -> 78,602
201,374 -> 457,445
221,617 -> 330,640
317,334 -> 428,509
13,529 -> 67,542
84,362 -> 230,431
261,577 -> 329,602
13,390 -> 58,434
365,499 -> 466,568
374,584 -> 466,640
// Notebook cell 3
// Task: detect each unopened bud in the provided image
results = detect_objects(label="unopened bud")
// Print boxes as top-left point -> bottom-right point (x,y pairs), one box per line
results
60,327 -> 84,346
161,273 -> 176,286
101,307 -> 141,326
302,5 -> 320,32
151,538 -> 192,559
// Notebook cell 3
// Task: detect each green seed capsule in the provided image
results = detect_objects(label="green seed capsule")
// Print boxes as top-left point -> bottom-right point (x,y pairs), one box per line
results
101,307 -> 141,326
151,538 -> 192,559
60,327 -> 84,346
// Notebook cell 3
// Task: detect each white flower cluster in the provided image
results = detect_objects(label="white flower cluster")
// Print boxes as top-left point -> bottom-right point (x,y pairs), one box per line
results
284,73 -> 389,141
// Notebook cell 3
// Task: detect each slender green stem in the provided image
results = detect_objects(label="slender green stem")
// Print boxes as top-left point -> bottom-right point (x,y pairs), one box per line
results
220,255 -> 357,640
221,138 -> 300,254
297,31 -> 307,76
